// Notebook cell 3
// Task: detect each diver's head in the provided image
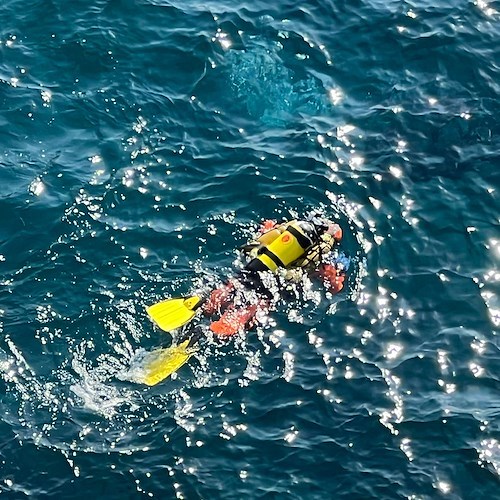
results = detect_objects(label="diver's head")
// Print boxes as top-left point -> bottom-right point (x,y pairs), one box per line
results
326,222 -> 342,241
306,212 -> 342,241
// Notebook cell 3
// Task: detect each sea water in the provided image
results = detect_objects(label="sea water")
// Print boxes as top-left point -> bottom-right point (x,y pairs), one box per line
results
0,1 -> 499,498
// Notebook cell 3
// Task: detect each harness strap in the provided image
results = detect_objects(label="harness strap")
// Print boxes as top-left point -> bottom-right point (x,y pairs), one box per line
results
287,225 -> 314,249
259,247 -> 285,268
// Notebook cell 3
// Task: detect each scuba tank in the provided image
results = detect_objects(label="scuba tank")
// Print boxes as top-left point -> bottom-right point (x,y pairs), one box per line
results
251,220 -> 317,272
257,228 -> 282,246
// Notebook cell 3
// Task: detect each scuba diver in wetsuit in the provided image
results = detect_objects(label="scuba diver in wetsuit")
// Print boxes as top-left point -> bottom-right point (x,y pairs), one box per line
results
202,213 -> 346,336
143,212 -> 348,385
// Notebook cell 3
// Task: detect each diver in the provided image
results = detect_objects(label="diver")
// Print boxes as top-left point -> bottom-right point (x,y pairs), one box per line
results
201,213 -> 346,336
142,212 -> 348,385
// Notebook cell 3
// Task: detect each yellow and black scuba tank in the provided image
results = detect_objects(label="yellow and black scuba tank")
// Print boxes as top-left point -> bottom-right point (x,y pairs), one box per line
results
250,221 -> 317,272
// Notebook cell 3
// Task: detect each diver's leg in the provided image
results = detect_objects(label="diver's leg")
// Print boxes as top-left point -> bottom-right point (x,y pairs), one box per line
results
176,325 -> 204,349
209,270 -> 271,336
209,299 -> 269,336
202,281 -> 236,315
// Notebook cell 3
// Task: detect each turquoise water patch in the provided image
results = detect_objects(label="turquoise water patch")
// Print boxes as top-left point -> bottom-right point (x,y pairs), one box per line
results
228,43 -> 330,126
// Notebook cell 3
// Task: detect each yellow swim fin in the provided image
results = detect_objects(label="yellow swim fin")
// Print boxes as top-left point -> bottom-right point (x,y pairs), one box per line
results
141,340 -> 195,386
147,296 -> 202,332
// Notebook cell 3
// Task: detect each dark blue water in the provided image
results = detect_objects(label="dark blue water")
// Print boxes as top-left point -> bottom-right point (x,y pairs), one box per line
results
1,0 -> 499,498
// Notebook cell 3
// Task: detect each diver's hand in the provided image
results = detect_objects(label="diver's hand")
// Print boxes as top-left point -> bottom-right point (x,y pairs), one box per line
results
319,263 -> 346,294
259,219 -> 277,233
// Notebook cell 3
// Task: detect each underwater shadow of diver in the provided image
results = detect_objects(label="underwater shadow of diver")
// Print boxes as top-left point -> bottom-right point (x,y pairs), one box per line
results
227,45 -> 332,127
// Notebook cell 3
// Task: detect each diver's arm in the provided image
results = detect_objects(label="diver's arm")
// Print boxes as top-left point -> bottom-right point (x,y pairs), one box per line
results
318,262 -> 346,294
301,234 -> 346,294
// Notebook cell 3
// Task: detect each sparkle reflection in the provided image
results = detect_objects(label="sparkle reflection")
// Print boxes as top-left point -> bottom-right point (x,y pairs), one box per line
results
41,89 -> 52,105
284,426 -> 298,443
481,265 -> 500,326
471,339 -> 486,354
435,480 -> 452,494
328,87 -> 343,105
400,437 -> 414,461
389,165 -> 403,178
475,0 -> 498,16
213,29 -> 232,50
479,439 -> 500,474
29,177 -> 45,196
385,342 -> 403,360
469,362 -> 484,377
